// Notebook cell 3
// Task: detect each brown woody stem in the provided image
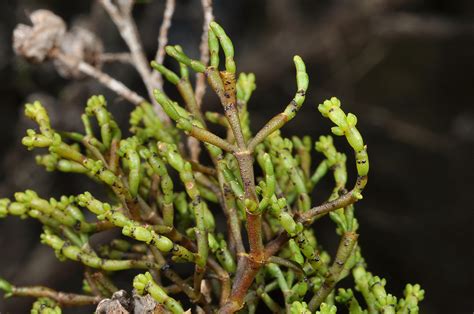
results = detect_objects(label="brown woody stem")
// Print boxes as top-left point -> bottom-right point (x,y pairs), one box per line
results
11,286 -> 101,306
218,185 -> 364,313
206,68 -> 246,149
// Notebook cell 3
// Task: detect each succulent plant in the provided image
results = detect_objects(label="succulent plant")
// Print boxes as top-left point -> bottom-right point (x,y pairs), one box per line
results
1,2 -> 423,313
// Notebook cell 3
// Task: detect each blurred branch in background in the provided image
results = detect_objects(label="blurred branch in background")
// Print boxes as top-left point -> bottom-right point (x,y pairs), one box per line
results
152,0 -> 175,90
375,12 -> 474,38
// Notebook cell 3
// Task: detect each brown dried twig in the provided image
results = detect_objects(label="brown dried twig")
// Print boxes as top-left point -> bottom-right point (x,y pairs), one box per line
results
152,0 -> 176,90
99,0 -> 169,121
194,0 -> 214,109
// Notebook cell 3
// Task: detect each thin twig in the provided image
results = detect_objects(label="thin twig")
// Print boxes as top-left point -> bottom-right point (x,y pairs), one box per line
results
53,50 -> 146,105
11,286 -> 101,306
187,136 -> 202,162
99,0 -> 150,83
99,0 -> 170,122
169,228 -> 231,306
298,183 -> 365,223
267,256 -> 303,274
195,0 -> 214,108
191,162 -> 217,177
152,0 -> 176,90
100,52 -> 132,64
149,247 -> 204,304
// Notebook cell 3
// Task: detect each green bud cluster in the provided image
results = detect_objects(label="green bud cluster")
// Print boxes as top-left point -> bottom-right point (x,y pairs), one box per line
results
352,265 -> 425,314
291,301 -> 312,314
133,272 -> 184,313
316,303 -> 338,314
318,97 -> 369,199
1,20 -> 423,314
31,297 -> 62,314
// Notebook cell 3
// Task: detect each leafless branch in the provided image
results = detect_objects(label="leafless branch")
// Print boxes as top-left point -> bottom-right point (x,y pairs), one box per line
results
100,52 -> 132,64
54,50 -> 146,105
187,136 -> 201,162
374,13 -> 474,38
194,0 -> 214,109
99,0 -> 170,122
152,0 -> 176,90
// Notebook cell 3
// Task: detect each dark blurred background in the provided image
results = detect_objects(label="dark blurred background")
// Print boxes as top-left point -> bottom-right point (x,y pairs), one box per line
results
0,0 -> 473,313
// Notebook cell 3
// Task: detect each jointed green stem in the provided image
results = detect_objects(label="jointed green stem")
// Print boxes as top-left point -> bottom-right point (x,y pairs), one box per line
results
153,89 -> 237,152
308,232 -> 358,311
41,232 -> 159,271
134,272 -> 184,314
248,56 -> 309,152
